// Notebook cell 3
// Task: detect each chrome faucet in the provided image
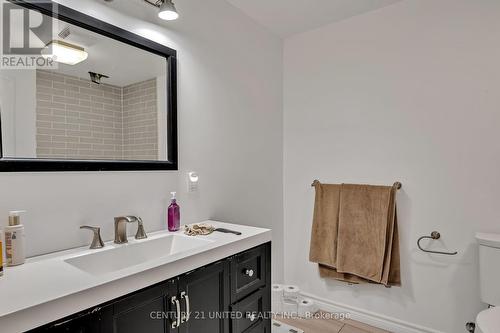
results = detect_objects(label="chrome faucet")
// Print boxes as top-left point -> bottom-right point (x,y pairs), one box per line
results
80,226 -> 105,249
114,216 -> 147,244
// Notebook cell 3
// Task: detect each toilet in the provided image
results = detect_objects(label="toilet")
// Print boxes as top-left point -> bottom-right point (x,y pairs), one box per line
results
476,307 -> 500,333
475,233 -> 500,333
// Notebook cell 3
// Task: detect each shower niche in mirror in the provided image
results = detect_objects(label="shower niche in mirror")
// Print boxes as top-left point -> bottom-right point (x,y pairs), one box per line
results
0,1 -> 177,171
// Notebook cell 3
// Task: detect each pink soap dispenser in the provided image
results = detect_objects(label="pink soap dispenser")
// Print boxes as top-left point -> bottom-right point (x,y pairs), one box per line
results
168,192 -> 180,231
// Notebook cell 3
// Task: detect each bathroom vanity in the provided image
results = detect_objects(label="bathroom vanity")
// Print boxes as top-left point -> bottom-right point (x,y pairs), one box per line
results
0,222 -> 271,333
31,243 -> 271,333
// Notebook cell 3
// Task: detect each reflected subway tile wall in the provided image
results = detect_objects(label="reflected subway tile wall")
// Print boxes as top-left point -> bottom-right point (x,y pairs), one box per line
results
35,70 -> 158,160
122,79 -> 158,160
36,70 -> 123,159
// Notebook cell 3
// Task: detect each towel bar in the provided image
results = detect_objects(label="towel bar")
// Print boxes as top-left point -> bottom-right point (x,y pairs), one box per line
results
417,231 -> 458,255
311,180 -> 402,190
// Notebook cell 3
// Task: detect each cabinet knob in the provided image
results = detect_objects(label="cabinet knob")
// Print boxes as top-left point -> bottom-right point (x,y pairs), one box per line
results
247,313 -> 257,322
244,269 -> 254,277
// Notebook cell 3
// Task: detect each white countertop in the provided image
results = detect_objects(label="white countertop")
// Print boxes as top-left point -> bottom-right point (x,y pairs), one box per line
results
0,221 -> 271,333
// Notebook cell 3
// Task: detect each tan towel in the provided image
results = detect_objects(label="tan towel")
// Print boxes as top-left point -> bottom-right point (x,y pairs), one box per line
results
318,264 -> 372,284
309,181 -> 341,267
309,182 -> 401,286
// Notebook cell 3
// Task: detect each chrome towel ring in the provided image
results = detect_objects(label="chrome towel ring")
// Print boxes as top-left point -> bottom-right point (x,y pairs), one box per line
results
417,231 -> 458,255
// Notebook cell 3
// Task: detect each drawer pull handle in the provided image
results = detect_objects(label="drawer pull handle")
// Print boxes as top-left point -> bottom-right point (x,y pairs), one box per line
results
247,313 -> 257,322
244,269 -> 254,277
181,291 -> 190,323
171,296 -> 181,328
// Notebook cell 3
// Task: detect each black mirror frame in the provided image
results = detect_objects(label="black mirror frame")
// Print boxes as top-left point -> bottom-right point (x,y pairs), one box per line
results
0,0 -> 178,172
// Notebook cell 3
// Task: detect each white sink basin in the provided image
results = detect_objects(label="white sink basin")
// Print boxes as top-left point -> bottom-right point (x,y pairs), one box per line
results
65,235 -> 212,275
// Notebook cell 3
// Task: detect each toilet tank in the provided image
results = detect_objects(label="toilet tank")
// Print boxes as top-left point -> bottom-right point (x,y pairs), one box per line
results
476,233 -> 500,306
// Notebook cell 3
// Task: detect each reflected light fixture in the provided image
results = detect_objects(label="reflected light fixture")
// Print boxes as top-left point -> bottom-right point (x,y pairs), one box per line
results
157,0 -> 179,21
41,40 -> 88,65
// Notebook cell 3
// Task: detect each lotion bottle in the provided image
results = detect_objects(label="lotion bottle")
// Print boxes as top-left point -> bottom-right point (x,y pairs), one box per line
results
5,210 -> 26,266
167,192 -> 180,232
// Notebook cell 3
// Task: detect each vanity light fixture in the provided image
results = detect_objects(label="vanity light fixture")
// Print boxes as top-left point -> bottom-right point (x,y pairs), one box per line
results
41,40 -> 88,65
143,0 -> 179,21
158,0 -> 179,20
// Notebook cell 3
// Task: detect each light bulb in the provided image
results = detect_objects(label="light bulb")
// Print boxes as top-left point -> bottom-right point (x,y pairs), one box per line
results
158,0 -> 179,21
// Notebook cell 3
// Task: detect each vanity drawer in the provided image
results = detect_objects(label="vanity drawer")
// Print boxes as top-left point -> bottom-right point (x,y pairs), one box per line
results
230,288 -> 265,333
230,245 -> 267,302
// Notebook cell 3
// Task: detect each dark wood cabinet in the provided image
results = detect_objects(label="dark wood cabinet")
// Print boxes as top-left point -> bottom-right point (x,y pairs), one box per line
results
230,244 -> 268,303
100,279 -> 178,333
229,243 -> 271,333
178,260 -> 230,333
29,242 -> 271,333
230,288 -> 267,333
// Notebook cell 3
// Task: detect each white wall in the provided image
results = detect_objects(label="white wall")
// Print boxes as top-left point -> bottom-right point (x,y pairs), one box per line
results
0,0 -> 284,281
0,70 -> 37,157
283,0 -> 500,332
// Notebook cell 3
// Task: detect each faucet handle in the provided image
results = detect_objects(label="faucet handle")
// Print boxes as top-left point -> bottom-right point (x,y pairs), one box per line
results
80,226 -> 105,249
131,216 -> 148,240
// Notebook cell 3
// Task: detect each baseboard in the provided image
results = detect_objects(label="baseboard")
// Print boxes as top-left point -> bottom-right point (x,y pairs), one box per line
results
300,292 -> 444,333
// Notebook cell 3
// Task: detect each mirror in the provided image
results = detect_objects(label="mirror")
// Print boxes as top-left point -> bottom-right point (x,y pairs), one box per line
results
0,1 -> 177,171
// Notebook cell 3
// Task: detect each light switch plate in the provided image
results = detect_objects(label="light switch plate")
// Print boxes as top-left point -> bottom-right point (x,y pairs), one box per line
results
188,172 -> 199,192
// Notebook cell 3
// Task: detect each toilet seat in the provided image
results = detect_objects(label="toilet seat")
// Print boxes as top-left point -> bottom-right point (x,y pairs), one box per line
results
476,307 -> 500,333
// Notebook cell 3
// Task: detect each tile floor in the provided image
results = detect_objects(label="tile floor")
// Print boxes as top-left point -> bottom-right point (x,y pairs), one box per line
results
276,311 -> 391,333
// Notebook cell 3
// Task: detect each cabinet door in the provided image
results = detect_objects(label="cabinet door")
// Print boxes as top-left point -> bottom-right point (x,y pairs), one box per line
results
178,260 -> 230,333
100,279 -> 179,333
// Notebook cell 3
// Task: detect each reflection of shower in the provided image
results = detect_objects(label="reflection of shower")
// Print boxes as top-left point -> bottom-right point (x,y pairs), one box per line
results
88,72 -> 109,84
